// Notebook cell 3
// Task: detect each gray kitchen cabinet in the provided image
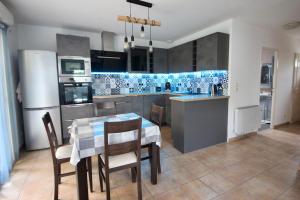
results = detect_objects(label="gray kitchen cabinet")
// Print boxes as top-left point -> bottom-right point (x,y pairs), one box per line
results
131,96 -> 144,116
143,95 -> 166,120
56,34 -> 90,57
61,103 -> 94,143
116,100 -> 132,114
171,98 -> 228,153
165,94 -> 174,125
168,42 -> 193,73
153,48 -> 168,73
196,32 -> 229,70
93,94 -> 167,122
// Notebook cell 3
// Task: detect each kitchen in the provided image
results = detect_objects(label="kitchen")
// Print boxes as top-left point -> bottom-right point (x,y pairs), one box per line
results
16,29 -> 229,199
1,1 -> 300,200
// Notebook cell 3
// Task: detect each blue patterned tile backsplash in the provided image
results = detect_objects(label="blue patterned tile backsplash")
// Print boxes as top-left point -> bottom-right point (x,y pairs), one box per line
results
92,70 -> 228,96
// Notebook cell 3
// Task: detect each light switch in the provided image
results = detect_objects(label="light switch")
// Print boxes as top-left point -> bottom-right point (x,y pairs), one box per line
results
235,82 -> 239,92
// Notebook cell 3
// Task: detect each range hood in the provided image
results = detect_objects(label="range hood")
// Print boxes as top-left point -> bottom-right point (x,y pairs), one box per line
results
101,31 -> 116,51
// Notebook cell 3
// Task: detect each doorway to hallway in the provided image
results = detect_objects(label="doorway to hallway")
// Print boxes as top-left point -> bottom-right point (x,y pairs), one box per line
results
259,48 -> 278,131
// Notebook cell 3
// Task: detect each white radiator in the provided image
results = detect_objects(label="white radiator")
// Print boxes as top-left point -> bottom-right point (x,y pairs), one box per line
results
234,105 -> 260,135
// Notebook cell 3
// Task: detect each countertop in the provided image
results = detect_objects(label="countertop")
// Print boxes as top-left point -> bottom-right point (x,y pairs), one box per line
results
93,92 -> 187,99
169,94 -> 230,102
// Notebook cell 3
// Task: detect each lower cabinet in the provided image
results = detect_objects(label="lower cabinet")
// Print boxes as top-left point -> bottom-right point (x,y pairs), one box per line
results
143,95 -> 166,120
61,103 -> 94,143
93,94 -> 167,122
131,96 -> 144,116
116,101 -> 132,114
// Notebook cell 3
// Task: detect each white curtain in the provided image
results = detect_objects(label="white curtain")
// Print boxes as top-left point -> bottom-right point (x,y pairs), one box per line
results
0,23 -> 19,185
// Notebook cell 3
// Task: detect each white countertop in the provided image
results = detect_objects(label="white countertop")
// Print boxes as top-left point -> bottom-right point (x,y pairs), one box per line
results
169,94 -> 230,102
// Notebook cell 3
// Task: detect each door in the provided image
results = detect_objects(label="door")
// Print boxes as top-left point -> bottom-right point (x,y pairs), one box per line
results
23,107 -> 61,150
291,53 -> 300,122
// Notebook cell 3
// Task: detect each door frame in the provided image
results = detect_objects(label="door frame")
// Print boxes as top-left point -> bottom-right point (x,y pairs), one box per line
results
290,53 -> 300,123
259,47 -> 279,129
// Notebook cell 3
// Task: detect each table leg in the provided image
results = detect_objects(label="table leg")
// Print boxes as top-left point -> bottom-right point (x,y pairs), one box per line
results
76,158 -> 89,200
150,142 -> 158,185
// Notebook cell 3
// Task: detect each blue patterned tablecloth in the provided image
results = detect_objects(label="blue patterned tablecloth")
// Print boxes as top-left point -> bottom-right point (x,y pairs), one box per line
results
69,113 -> 161,165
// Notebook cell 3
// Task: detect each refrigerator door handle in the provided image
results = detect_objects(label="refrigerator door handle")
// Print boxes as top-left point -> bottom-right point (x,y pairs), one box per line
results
24,106 -> 59,110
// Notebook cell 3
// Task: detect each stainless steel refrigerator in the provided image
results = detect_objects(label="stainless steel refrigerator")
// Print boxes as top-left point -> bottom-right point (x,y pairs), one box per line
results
19,50 -> 62,150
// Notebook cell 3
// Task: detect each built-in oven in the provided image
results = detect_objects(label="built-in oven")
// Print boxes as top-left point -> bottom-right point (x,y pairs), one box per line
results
59,77 -> 93,105
58,56 -> 91,77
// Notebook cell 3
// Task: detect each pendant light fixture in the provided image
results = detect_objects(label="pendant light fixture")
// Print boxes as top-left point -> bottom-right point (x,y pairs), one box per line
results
140,25 -> 145,38
130,3 -> 135,48
148,7 -> 153,53
119,0 -> 161,51
124,21 -> 129,50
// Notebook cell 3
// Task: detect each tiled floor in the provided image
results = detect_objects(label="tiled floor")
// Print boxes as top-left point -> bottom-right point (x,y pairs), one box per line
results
1,125 -> 300,200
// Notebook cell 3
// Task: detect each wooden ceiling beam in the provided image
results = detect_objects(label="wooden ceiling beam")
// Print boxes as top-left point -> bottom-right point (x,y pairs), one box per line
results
117,15 -> 161,26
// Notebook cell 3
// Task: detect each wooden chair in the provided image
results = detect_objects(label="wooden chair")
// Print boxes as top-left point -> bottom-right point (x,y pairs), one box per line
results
98,118 -> 142,200
142,104 -> 163,173
42,112 -> 93,200
94,102 -> 117,117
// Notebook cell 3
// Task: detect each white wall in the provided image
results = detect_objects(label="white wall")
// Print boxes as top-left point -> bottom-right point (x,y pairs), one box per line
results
261,48 -> 274,64
16,24 -> 170,52
227,19 -> 298,139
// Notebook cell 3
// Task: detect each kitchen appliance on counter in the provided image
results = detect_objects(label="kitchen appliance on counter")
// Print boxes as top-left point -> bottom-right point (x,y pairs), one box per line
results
19,50 -> 62,150
165,82 -> 171,91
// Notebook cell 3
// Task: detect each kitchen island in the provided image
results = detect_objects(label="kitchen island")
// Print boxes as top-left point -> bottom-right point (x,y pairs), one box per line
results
170,94 -> 229,153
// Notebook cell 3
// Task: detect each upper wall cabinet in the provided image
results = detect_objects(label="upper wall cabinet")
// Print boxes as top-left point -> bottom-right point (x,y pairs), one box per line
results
168,42 -> 193,73
56,34 -> 90,57
152,48 -> 168,73
128,47 -> 149,72
196,32 -> 229,70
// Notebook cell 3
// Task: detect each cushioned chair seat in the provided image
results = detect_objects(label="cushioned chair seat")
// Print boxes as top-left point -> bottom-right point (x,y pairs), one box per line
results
55,145 -> 73,160
100,152 -> 137,169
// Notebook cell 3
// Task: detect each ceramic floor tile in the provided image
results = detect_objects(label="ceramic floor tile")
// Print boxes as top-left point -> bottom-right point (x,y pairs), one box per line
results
153,179 -> 217,200
2,125 -> 300,200
199,173 -> 236,194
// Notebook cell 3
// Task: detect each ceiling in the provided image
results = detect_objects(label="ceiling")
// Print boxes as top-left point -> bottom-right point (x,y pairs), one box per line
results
3,0 -> 300,41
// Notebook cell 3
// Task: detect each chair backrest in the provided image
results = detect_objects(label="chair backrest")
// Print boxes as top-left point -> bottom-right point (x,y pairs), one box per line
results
104,118 -> 142,164
150,104 -> 164,127
42,112 -> 59,161
94,102 -> 117,116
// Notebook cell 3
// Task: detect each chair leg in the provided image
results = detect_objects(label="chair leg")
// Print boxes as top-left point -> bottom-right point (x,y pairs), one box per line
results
158,147 -> 161,174
98,156 -> 104,192
54,167 -> 59,200
105,171 -> 111,200
87,157 -> 93,192
131,167 -> 137,183
148,145 -> 152,165
57,164 -> 61,184
137,164 -> 142,200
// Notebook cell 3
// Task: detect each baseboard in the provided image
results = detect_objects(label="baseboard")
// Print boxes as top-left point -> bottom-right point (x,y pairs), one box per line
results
273,122 -> 290,129
228,132 -> 257,143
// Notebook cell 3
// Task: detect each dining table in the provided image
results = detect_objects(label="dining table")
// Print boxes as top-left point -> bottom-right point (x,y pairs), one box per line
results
68,113 -> 162,200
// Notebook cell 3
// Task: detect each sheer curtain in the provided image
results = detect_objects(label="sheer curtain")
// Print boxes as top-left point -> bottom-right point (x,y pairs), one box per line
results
0,24 -> 19,185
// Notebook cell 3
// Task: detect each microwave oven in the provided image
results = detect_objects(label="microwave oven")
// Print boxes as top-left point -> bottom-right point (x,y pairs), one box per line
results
58,56 -> 91,77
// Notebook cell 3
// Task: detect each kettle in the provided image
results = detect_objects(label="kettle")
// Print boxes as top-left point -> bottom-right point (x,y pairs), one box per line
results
165,82 -> 171,91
